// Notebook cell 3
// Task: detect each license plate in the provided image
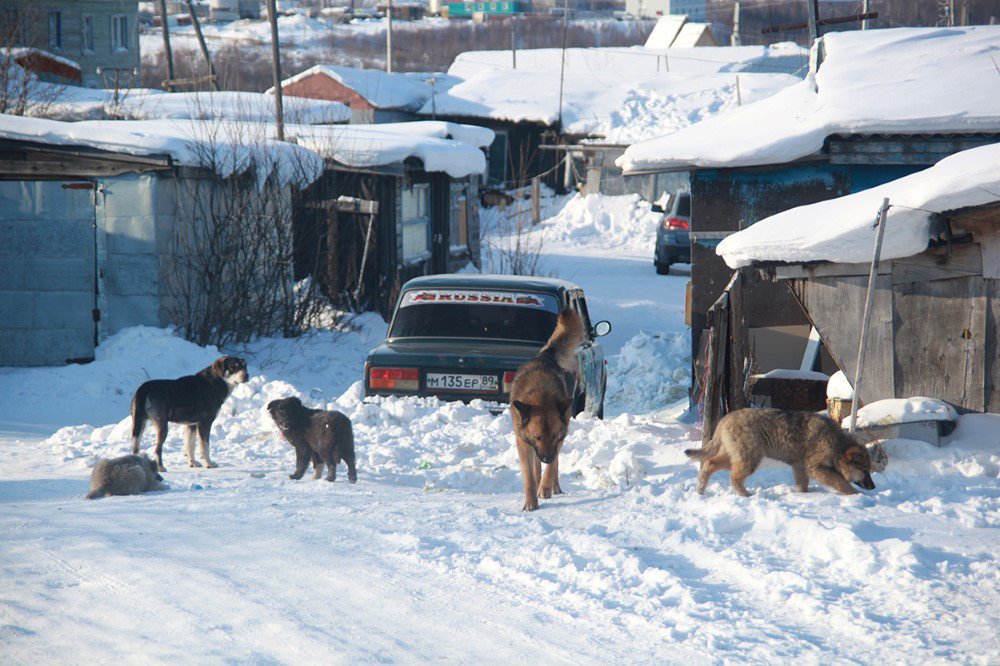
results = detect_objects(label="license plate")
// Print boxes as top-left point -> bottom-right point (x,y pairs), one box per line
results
426,373 -> 499,392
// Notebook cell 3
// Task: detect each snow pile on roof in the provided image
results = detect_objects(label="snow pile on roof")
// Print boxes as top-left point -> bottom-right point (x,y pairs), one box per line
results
619,26 -> 1000,172
275,65 -> 435,111
447,44 -> 807,79
0,114 -> 325,189
117,90 -> 352,124
716,142 -> 1000,268
289,121 -> 487,177
844,397 -> 959,430
423,68 -> 798,142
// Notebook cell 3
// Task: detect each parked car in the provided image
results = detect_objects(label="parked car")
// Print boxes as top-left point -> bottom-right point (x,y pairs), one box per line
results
363,274 -> 612,417
653,191 -> 691,275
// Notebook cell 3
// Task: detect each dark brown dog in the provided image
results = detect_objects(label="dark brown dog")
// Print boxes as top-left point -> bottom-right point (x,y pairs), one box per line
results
130,357 -> 249,471
267,397 -> 357,483
510,310 -> 583,511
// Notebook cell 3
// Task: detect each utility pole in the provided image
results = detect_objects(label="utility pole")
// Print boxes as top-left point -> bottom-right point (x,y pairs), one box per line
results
949,0 -> 956,26
186,0 -> 219,91
157,0 -> 176,91
386,0 -> 394,73
731,1 -> 741,47
862,0 -> 870,29
806,0 -> 821,43
556,0 -> 568,128
266,0 -> 284,140
960,0 -> 969,26
511,24 -> 517,68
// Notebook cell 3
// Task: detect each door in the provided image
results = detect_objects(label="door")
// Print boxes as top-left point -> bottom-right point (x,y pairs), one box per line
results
570,291 -> 605,415
0,180 -> 98,366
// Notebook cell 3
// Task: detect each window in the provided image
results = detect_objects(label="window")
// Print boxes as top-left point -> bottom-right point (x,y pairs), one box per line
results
2,9 -> 21,43
487,130 -> 508,185
48,11 -> 61,50
401,182 -> 430,261
111,14 -> 128,51
449,181 -> 469,252
82,16 -> 94,53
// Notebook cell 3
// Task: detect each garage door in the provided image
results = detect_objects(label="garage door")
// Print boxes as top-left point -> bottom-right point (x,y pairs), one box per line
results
0,181 -> 97,366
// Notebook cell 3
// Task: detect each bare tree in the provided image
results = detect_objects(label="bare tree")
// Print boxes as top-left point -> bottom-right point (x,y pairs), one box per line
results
166,113 -> 337,347
0,7 -> 67,116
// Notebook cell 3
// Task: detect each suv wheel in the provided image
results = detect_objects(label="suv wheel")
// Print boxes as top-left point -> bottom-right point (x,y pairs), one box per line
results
655,258 -> 671,275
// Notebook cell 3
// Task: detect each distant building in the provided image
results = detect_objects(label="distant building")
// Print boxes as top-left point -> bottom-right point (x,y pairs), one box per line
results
625,0 -> 706,21
1,0 -> 140,88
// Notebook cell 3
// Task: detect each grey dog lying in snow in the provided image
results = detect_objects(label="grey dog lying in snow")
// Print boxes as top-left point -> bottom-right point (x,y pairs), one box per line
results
86,453 -> 169,499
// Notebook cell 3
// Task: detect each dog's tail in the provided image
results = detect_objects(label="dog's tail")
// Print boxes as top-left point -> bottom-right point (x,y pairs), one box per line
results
539,310 -> 585,374
85,487 -> 106,500
130,384 -> 148,442
684,436 -> 721,461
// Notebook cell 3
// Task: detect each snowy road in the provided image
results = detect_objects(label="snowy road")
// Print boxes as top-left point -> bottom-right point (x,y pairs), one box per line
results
1,194 -> 998,663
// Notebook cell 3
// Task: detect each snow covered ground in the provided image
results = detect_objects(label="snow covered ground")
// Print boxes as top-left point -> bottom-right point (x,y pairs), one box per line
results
1,193 -> 998,663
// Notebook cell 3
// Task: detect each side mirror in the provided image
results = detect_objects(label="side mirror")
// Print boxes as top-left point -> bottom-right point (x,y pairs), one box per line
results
592,320 -> 612,337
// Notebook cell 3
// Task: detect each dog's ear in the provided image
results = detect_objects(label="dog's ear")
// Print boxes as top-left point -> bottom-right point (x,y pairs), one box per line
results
212,357 -> 229,374
512,400 -> 532,423
844,447 -> 869,468
556,398 -> 573,423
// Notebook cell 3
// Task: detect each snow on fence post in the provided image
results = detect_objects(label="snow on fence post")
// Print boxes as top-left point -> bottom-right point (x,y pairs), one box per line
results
849,197 -> 890,433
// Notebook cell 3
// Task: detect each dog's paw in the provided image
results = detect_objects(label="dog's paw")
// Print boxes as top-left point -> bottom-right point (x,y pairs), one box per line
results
158,464 -> 168,473
348,476 -> 357,484
522,499 -> 539,512
189,460 -> 202,468
539,487 -> 552,499
204,461 -> 218,469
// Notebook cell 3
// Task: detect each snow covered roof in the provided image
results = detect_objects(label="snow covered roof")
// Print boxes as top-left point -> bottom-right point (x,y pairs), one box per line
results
447,44 -> 807,79
716,142 -> 1000,269
671,23 -> 717,48
0,114 -> 325,189
116,91 -> 352,124
289,121 -> 488,178
644,16 -> 687,49
274,65 -> 435,111
619,26 -> 1000,173
0,114 -> 488,182
423,48 -> 801,142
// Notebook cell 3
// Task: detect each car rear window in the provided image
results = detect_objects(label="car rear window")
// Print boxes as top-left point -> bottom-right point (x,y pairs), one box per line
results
676,193 -> 691,217
390,289 -> 560,342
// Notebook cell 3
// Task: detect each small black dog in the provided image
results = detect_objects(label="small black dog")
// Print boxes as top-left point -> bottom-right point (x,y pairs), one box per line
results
267,397 -> 357,483
130,356 -> 249,471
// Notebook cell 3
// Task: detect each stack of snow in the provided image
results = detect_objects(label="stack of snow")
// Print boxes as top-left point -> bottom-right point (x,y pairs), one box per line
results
826,371 -> 854,400
715,142 -> 1000,268
532,193 -> 663,254
619,25 -> 1000,172
0,114 -> 325,189
426,44 -> 803,143
289,120 -> 491,178
115,91 -> 352,125
844,397 -> 959,431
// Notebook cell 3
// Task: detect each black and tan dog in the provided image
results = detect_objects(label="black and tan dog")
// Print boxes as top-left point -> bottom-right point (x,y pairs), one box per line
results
509,310 -> 583,511
267,397 -> 357,483
685,408 -> 876,496
130,357 -> 249,471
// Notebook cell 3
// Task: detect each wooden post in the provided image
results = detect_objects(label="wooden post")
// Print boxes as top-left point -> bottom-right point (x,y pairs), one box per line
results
849,197 -> 890,433
735,75 -> 742,106
862,0 -> 871,29
556,0 -> 568,128
531,176 -> 540,226
266,0 -> 285,141
807,0 -> 821,42
186,0 -> 220,91
157,0 -> 176,91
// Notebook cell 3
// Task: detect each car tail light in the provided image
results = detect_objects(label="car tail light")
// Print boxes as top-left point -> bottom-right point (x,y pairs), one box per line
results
369,367 -> 419,391
664,217 -> 689,230
503,370 -> 517,393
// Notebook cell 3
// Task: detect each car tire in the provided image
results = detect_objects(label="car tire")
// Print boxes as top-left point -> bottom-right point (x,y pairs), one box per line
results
655,258 -> 671,275
595,374 -> 607,419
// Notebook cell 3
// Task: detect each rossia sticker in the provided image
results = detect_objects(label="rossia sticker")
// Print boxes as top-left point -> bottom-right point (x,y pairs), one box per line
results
401,290 -> 555,310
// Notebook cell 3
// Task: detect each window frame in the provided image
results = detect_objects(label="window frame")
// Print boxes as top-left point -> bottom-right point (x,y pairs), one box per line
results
81,15 -> 94,53
400,181 -> 431,262
111,14 -> 128,52
48,10 -> 62,51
